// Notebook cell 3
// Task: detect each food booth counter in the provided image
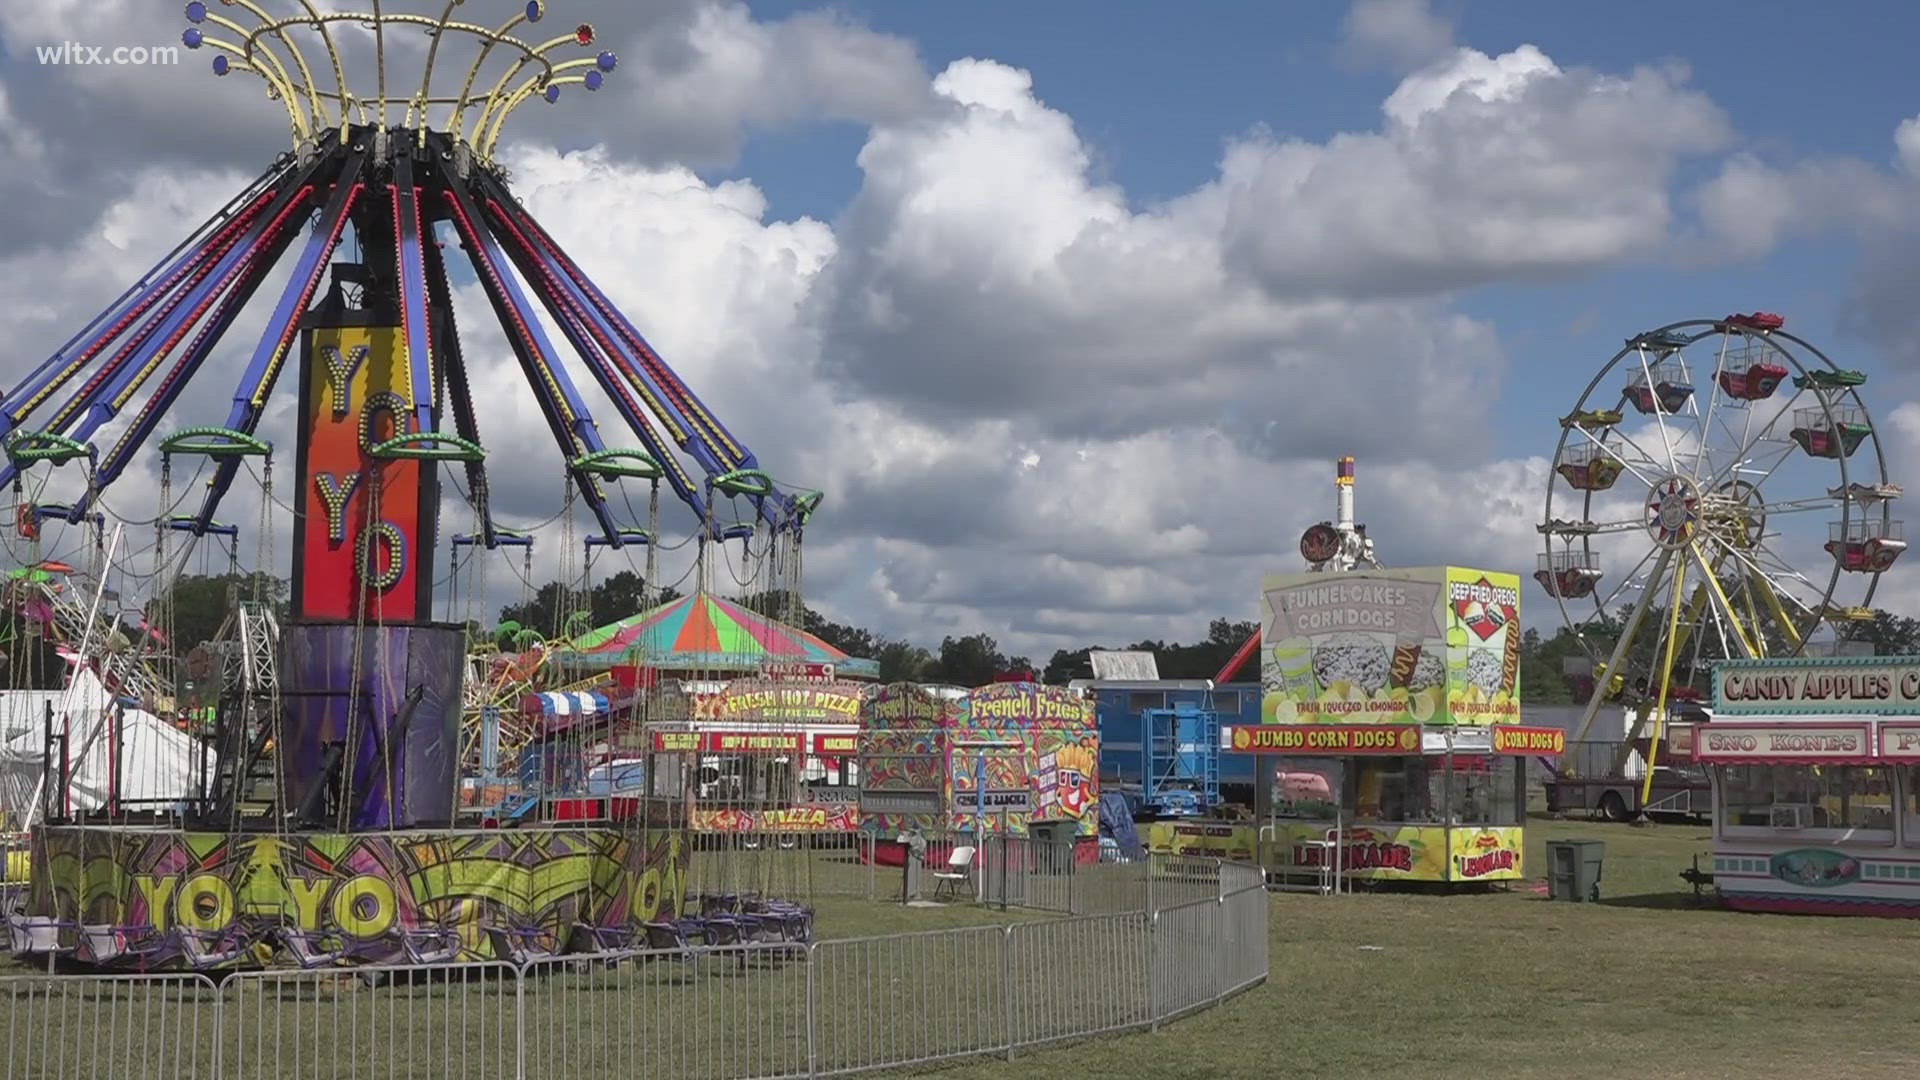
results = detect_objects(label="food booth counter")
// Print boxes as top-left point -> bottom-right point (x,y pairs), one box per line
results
1689,657 -> 1920,916
1225,722 -> 1563,885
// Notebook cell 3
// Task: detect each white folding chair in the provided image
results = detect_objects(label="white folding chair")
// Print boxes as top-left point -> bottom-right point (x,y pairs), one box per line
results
931,844 -> 976,901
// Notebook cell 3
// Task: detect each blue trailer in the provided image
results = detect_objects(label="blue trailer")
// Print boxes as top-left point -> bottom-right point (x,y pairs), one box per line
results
1078,679 -> 1262,817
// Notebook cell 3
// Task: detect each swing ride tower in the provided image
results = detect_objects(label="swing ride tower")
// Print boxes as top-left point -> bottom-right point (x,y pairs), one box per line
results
4,1 -> 820,969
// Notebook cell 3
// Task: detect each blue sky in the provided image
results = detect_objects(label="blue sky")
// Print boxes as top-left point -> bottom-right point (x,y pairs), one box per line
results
4,0 -> 1920,652
723,0 -> 1920,463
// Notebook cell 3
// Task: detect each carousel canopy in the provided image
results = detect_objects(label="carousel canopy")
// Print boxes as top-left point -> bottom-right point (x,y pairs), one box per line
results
556,591 -> 879,679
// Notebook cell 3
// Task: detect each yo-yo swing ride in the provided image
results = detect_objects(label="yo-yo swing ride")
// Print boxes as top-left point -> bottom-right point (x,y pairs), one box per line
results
0,0 -> 821,969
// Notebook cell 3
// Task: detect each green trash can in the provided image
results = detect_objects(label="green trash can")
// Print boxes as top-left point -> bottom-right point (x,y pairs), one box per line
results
1546,839 -> 1606,902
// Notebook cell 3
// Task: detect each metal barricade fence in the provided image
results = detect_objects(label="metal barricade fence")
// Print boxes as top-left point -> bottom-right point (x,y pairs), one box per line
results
1007,913 -> 1150,1050
0,972 -> 220,1080
808,925 -> 1005,1075
1150,897 -> 1226,1024
521,944 -> 809,1080
221,962 -> 518,1080
1,854 -> 1268,1079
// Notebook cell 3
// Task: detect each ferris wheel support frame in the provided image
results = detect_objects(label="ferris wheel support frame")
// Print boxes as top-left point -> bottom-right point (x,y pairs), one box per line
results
1549,318 -> 1899,764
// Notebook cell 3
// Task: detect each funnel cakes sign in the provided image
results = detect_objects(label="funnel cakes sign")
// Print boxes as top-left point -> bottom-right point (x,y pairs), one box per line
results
1261,567 -> 1522,727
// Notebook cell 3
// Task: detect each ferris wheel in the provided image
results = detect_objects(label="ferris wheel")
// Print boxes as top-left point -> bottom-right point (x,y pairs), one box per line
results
1541,313 -> 1904,731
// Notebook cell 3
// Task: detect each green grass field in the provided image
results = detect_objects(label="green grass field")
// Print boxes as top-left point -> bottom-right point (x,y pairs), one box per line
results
11,819 -> 1920,1078
925,816 -> 1920,1080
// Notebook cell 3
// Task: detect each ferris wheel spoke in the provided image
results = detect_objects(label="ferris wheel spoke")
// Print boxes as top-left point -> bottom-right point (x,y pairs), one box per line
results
1572,427 -> 1666,490
1744,537 -> 1832,608
1619,430 -> 1694,483
1747,497 -> 1843,519
1715,389 -> 1806,492
1713,439 -> 1803,497
1587,542 -> 1663,614
1688,542 -> 1761,658
1688,333 -> 1736,481
1631,347 -> 1685,475
1577,516 -> 1660,536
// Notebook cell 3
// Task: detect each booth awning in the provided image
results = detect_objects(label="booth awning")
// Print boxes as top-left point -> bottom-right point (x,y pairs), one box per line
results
526,691 -> 609,720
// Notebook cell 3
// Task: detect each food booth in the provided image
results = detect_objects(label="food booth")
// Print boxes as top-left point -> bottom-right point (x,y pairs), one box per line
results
859,682 -> 1100,864
1149,566 -> 1562,884
626,676 -> 867,833
1223,720 -> 1562,884
1688,656 -> 1920,916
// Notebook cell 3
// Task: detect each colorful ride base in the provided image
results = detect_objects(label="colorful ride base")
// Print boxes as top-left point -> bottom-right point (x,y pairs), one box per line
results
20,824 -> 688,970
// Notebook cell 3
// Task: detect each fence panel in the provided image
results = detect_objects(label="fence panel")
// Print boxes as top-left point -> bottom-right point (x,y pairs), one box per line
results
1149,855 -> 1222,909
1151,898 -> 1225,1022
221,962 -> 517,1080
521,944 -> 808,1080
808,926 -> 1006,1075
0,973 -> 220,1080
3,855 -> 1271,1079
1007,913 -> 1150,1050
1221,886 -> 1270,998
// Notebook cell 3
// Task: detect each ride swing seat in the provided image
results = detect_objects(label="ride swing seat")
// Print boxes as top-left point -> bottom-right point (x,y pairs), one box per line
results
1825,521 -> 1907,573
1715,363 -> 1790,401
1624,380 -> 1695,415
77,923 -> 168,966
1791,407 -> 1873,459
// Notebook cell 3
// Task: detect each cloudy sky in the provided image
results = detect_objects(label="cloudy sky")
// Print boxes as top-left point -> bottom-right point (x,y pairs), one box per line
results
4,0 -> 1920,659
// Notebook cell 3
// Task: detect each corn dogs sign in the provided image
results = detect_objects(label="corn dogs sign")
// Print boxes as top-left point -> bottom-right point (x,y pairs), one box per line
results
1224,725 -> 1419,754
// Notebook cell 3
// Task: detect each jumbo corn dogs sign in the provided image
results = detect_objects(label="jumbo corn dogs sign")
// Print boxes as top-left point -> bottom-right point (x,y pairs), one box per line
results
1261,567 -> 1521,727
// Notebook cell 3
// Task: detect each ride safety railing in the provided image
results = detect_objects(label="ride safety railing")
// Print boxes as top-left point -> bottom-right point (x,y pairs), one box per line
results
0,850 -> 1268,1079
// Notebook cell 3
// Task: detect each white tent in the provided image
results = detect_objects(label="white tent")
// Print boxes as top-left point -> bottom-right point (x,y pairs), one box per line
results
0,667 -> 202,819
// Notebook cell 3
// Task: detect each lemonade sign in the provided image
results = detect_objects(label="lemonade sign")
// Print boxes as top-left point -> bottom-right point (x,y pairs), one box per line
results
1261,567 -> 1521,727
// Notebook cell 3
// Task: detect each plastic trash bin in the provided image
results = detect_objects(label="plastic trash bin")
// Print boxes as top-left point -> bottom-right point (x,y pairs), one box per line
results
1546,839 -> 1606,902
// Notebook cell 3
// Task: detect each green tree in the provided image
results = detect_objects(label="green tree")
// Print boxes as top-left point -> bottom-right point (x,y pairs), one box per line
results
149,572 -> 286,655
874,639 -> 935,682
500,574 -> 679,639
930,633 -> 1007,687
1842,610 -> 1920,655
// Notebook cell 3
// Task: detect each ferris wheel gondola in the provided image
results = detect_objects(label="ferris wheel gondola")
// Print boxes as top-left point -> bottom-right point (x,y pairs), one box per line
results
1541,313 -> 1902,751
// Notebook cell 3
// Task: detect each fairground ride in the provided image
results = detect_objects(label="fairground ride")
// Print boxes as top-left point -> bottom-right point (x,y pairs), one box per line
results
1541,313 -> 1902,776
1,1 -> 821,970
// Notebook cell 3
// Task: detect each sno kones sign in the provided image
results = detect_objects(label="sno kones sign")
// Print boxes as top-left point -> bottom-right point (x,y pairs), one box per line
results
1714,658 -> 1920,716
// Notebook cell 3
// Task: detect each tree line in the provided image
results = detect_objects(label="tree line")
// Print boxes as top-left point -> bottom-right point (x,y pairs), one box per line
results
12,567 -> 1920,699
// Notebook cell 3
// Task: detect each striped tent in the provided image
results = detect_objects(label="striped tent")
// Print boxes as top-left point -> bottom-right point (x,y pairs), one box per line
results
555,591 -> 879,679
524,690 -> 609,721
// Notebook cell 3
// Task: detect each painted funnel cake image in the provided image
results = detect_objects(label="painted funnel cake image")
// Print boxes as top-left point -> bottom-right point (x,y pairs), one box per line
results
1312,633 -> 1391,695
1406,650 -> 1446,693
1465,649 -> 1505,696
